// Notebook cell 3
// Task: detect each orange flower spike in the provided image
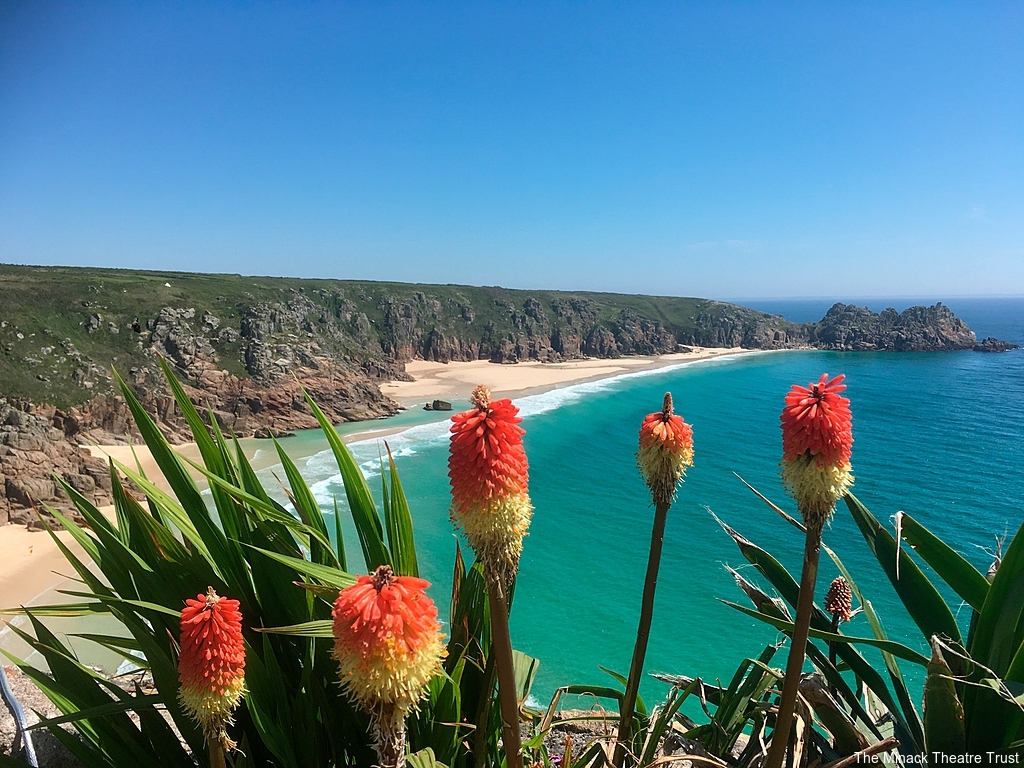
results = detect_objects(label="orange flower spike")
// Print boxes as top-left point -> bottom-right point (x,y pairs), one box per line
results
448,385 -> 533,581
332,565 -> 445,721
637,393 -> 694,507
781,374 -> 853,466
178,587 -> 246,750
780,373 -> 854,526
449,387 -> 528,513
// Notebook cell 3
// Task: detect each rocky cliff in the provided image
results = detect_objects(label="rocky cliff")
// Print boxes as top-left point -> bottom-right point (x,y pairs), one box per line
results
0,264 -> 1015,525
0,399 -> 111,526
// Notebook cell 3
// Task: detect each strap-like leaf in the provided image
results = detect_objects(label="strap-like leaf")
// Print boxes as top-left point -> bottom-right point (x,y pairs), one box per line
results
722,601 -> 930,665
898,512 -> 989,611
274,439 -> 340,569
255,620 -> 334,638
385,443 -> 419,577
714,510 -> 917,735
245,544 -> 357,589
924,638 -> 966,754
408,748 -> 448,768
964,516 -> 1024,748
512,650 -> 540,707
302,390 -> 391,570
845,493 -> 962,644
823,542 -> 925,751
29,694 -> 162,729
156,356 -> 246,553
0,602 -> 109,617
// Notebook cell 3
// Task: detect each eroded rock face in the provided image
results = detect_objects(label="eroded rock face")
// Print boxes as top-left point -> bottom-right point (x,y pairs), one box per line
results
810,303 -> 977,351
0,399 -> 111,527
53,294 -> 403,449
686,303 -> 806,349
62,366 -> 398,447
612,309 -> 676,355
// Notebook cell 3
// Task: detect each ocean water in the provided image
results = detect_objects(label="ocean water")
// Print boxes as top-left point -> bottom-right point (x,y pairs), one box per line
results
263,298 -> 1024,706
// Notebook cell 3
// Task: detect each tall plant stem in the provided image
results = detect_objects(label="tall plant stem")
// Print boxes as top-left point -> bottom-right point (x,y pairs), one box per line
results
374,719 -> 407,768
209,739 -> 227,768
765,521 -> 824,768
487,574 -> 524,768
613,500 -> 670,768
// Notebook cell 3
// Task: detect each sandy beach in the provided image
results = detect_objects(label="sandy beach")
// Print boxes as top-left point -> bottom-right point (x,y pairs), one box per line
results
0,347 -> 748,614
0,444 -> 175,611
382,346 -> 747,406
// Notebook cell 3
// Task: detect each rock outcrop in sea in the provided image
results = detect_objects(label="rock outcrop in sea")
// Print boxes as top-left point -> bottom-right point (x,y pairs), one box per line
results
808,302 -> 979,351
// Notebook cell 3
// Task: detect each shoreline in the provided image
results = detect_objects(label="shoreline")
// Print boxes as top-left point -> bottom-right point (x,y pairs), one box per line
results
0,346 -> 754,613
382,346 -> 750,408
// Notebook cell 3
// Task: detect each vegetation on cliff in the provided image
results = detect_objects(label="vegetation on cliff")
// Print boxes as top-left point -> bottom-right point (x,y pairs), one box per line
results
0,263 -> 1001,421
0,264 -> 783,409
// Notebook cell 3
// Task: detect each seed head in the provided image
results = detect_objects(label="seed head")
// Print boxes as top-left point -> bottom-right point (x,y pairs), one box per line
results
824,576 -> 854,623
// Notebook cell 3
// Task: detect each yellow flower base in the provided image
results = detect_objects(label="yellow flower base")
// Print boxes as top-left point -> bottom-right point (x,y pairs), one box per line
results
781,454 -> 854,526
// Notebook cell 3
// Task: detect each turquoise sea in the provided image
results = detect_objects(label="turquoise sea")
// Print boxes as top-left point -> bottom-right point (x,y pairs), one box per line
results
256,297 -> 1024,705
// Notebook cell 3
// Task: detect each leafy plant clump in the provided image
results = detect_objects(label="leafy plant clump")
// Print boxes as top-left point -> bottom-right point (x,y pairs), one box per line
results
4,362 -> 1023,767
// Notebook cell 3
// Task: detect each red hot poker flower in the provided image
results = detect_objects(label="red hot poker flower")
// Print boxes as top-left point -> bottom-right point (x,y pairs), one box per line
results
448,385 -> 529,514
637,393 -> 694,507
332,565 -> 445,723
781,373 -> 853,466
448,385 -> 533,581
780,373 -> 854,525
178,587 -> 246,749
769,377 -> 855,768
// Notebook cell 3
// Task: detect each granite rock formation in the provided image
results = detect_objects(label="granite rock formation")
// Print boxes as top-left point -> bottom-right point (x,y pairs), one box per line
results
973,337 -> 1021,352
808,302 -> 978,351
0,399 -> 112,527
62,295 -> 402,446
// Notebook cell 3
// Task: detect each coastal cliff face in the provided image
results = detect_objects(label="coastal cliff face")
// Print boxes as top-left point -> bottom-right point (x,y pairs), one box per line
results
0,264 -> 1015,525
0,399 -> 111,526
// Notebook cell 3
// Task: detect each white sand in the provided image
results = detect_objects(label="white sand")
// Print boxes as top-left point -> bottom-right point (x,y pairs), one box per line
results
382,347 -> 747,406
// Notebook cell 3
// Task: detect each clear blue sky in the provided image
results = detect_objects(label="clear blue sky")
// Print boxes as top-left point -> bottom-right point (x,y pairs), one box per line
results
2,2 -> 1022,299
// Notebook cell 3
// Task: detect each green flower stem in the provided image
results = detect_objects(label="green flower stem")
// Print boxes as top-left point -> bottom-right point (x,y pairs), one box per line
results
765,520 -> 824,768
487,575 -> 524,768
614,499 -> 670,768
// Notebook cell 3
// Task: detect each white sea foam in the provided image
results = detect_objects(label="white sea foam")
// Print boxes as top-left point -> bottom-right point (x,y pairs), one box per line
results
509,350 -> 769,419
267,352 -> 765,509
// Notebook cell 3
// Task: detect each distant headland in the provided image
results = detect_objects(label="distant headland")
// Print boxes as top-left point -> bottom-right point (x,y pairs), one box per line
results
0,263 -> 1016,527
